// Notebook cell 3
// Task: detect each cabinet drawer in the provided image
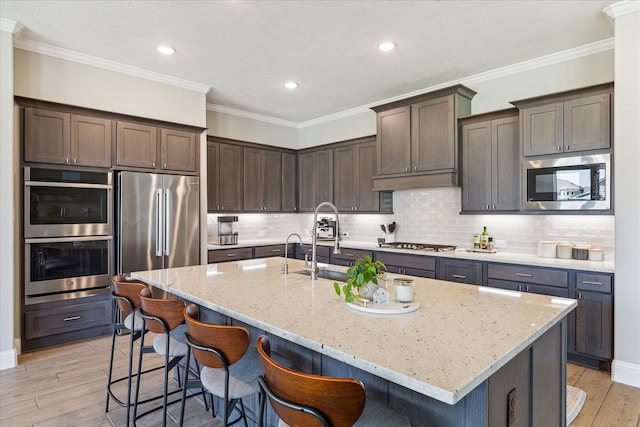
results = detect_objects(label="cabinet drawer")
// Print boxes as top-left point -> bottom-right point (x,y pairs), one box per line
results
488,264 -> 568,288
488,279 -> 570,298
438,259 -> 483,285
374,252 -> 436,271
208,247 -> 253,263
331,248 -> 373,263
576,273 -> 612,293
297,244 -> 331,259
24,299 -> 111,340
254,244 -> 293,259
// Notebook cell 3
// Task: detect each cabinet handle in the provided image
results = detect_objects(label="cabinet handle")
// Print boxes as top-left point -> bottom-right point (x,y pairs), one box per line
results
271,249 -> 281,253
226,253 -> 237,257
452,274 -> 467,279
163,163 -> 167,168
65,157 -> 70,163
557,146 -> 562,151
73,158 -> 78,164
577,292 -> 583,299
487,205 -> 490,210
345,253 -> 355,257
565,145 -> 570,151
405,167 -> 409,172
515,273 -> 533,277
581,280 -> 604,286
63,316 -> 81,321
414,166 -> 417,171
152,162 -> 156,168
492,205 -> 496,210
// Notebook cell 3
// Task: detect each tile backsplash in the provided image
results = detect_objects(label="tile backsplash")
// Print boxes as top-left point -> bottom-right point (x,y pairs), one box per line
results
207,188 -> 615,260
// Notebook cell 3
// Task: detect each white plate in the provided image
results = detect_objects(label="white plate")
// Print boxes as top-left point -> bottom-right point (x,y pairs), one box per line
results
346,300 -> 420,314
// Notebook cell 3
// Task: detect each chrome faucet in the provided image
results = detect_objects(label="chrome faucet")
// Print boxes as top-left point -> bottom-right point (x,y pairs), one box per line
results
305,201 -> 341,279
282,232 -> 303,274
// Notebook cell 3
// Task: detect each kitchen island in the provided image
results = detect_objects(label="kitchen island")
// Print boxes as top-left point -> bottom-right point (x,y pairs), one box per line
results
132,257 -> 577,427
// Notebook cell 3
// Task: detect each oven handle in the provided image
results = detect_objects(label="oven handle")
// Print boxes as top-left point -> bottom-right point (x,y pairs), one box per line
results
25,235 -> 113,244
156,189 -> 163,257
25,181 -> 112,190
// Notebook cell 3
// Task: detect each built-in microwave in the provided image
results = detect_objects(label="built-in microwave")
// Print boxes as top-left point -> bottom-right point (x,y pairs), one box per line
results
523,153 -> 611,211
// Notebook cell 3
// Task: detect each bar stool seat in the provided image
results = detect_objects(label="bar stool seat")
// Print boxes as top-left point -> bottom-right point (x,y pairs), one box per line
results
199,347 -> 262,399
257,335 -> 412,427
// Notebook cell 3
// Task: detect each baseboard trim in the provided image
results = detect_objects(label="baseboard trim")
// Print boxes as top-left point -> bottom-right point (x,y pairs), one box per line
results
0,347 -> 17,370
612,359 -> 640,388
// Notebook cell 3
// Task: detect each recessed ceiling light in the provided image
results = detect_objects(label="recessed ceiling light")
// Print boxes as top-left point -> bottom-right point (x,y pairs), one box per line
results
157,45 -> 175,55
284,81 -> 298,89
378,42 -> 396,52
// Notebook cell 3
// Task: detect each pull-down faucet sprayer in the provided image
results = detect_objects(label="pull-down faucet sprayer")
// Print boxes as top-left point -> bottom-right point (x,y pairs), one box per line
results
306,201 -> 341,279
282,233 -> 303,274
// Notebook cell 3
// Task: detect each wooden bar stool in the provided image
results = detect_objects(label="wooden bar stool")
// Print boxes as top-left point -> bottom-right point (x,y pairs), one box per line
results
256,335 -> 412,427
179,303 -> 264,427
133,288 -> 205,427
105,275 -> 156,426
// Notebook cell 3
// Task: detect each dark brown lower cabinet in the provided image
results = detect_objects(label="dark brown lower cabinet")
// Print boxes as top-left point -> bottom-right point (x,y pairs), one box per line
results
437,258 -> 483,285
207,247 -> 253,263
330,248 -> 373,267
254,244 -> 293,259
574,291 -> 613,360
374,251 -> 436,278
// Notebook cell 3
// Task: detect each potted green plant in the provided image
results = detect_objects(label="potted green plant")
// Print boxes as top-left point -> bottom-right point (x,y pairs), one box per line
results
333,255 -> 386,302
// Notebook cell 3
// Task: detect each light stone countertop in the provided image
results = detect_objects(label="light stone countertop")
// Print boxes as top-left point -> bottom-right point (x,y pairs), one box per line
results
207,239 -> 615,273
132,257 -> 576,405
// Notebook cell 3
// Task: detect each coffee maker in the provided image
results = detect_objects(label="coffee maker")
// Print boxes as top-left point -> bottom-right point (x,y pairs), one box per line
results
218,216 -> 238,245
315,217 -> 336,240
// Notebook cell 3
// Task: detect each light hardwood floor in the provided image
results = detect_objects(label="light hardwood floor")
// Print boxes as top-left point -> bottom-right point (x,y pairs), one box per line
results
1,335 -> 639,427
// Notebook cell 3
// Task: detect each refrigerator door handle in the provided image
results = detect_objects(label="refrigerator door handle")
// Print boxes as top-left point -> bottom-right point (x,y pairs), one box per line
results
164,189 -> 171,256
155,189 -> 163,257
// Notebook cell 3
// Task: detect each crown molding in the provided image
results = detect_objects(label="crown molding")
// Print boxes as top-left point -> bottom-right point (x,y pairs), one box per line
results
12,37 -> 211,94
604,1 -> 640,19
0,18 -> 24,35
206,103 -> 301,128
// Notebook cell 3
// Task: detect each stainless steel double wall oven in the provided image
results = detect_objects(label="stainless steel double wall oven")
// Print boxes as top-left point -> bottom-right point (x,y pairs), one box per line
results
24,167 -> 113,304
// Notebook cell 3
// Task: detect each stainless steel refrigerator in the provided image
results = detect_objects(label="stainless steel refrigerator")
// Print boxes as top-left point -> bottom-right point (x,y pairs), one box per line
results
116,171 -> 200,274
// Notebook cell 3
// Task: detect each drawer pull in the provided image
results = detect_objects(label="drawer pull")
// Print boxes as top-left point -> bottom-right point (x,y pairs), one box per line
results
226,253 -> 237,257
515,273 -> 533,278
452,274 -> 467,279
345,253 -> 355,257
581,280 -> 604,286
271,249 -> 281,252
63,316 -> 81,321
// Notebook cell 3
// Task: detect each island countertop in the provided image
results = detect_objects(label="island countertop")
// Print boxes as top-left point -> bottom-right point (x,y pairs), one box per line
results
132,257 -> 576,405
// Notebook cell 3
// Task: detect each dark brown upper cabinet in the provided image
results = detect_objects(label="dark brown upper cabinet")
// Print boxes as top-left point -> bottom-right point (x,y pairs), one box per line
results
512,83 -> 612,156
371,85 -> 476,191
244,147 -> 282,212
281,152 -> 298,212
116,121 -> 197,173
334,137 -> 391,213
24,107 -> 112,168
207,140 -> 243,212
460,110 -> 520,212
298,148 -> 333,212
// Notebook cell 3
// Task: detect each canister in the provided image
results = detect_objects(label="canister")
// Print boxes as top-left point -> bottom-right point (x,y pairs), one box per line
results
538,241 -> 557,258
556,244 -> 573,259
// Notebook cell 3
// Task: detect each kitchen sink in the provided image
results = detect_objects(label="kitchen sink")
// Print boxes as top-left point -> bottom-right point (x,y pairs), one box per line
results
292,269 -> 348,282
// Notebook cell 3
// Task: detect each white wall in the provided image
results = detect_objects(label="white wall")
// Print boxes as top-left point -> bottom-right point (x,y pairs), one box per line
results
610,7 -> 640,388
14,49 -> 207,128
206,109 -> 298,149
0,26 -> 18,370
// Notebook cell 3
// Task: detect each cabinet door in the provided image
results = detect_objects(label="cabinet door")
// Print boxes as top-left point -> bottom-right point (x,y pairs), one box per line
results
243,147 -> 263,211
116,121 -> 158,169
575,291 -> 612,359
263,149 -> 282,211
207,143 -> 219,212
24,107 -> 71,164
412,95 -> 455,172
491,116 -> 520,211
298,152 -> 316,212
314,149 -> 334,207
377,106 -> 411,175
333,145 -> 357,211
282,152 -> 297,212
356,141 -> 380,212
160,128 -> 196,172
71,114 -> 112,168
564,93 -> 611,152
461,121 -> 491,211
522,102 -> 563,156
217,143 -> 243,211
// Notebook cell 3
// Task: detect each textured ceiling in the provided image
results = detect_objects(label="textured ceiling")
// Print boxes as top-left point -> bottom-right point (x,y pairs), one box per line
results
1,0 -> 616,123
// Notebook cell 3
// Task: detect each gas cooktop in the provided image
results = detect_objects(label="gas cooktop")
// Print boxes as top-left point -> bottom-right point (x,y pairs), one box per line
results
378,242 -> 456,252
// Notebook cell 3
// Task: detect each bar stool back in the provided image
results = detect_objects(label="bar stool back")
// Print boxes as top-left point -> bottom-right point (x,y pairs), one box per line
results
105,275 -> 149,426
256,335 -> 412,427
180,304 -> 261,427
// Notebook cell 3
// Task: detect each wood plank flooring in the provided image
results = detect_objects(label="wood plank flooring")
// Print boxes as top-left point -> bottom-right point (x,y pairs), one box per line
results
1,335 -> 638,426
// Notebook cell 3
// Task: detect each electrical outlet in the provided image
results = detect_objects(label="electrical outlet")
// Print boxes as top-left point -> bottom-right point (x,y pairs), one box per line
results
507,388 -> 517,426
495,239 -> 507,249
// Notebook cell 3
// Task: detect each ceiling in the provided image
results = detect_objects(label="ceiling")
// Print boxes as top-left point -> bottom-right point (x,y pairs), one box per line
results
1,0 -> 616,124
